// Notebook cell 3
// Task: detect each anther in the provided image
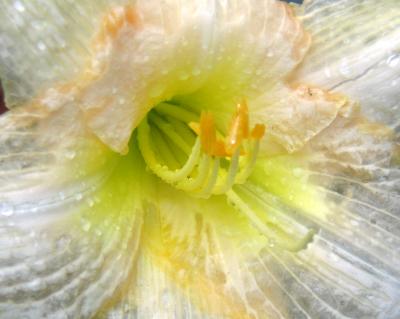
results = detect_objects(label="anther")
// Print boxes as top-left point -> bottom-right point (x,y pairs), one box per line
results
137,100 -> 266,198
199,112 -> 217,156
226,100 -> 250,154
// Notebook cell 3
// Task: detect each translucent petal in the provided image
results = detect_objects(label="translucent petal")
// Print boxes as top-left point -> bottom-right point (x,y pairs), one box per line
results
251,84 -> 348,154
99,142 -> 399,318
0,0 -> 113,107
0,0 -> 310,153
0,106 -> 142,318
293,0 -> 400,128
78,0 -> 310,153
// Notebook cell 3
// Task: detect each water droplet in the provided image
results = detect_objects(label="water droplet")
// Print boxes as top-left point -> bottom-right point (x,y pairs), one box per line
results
339,58 -> 352,78
324,67 -> 332,78
292,168 -> 302,178
268,239 -> 276,248
87,198 -> 95,207
28,279 -> 45,292
179,73 -> 189,80
350,220 -> 359,227
192,68 -> 201,76
1,204 -> 14,217
178,269 -> 186,279
64,150 -> 76,160
37,41 -> 46,51
95,229 -> 102,237
81,219 -> 91,232
13,0 -> 25,12
387,54 -> 400,68
149,84 -> 165,98
161,289 -> 170,307
57,235 -> 71,249
330,253 -> 339,262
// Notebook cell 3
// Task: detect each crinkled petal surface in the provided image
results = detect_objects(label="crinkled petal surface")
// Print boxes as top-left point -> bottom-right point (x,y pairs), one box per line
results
293,0 -> 400,128
0,0 -> 399,319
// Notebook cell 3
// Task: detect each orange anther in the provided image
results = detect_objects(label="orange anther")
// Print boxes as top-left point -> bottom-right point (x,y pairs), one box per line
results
251,124 -> 266,139
226,100 -> 249,153
200,112 -> 217,155
213,140 -> 229,157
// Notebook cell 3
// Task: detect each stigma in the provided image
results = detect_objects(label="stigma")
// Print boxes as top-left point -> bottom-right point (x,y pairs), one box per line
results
137,100 -> 265,198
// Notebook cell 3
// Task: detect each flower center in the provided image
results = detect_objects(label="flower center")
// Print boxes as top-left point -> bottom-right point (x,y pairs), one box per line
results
137,100 -> 265,198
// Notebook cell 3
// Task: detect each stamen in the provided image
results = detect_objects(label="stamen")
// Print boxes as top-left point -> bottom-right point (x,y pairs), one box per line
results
150,113 -> 193,155
198,158 -> 221,197
137,99 -> 266,198
236,139 -> 261,184
226,100 -> 250,155
156,103 -> 198,123
137,117 -> 201,183
227,185 -> 315,252
213,148 -> 241,194
176,155 -> 212,191
199,112 -> 217,156
251,124 -> 266,139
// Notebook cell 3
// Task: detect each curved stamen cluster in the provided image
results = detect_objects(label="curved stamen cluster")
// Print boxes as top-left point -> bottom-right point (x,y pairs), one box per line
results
137,101 -> 265,198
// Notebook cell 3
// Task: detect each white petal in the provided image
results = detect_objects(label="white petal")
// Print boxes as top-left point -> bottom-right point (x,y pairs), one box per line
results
100,150 -> 400,318
252,84 -> 347,154
0,106 -> 142,318
0,0 -> 112,108
294,0 -> 400,128
0,0 -> 310,153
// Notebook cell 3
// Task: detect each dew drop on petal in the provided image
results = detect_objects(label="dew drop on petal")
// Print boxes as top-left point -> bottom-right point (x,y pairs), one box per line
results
179,73 -> 189,81
64,150 -> 76,160
37,41 -> 47,51
13,0 -> 25,12
192,67 -> 201,76
387,54 -> 400,68
0,203 -> 14,217
292,168 -> 302,178
81,219 -> 91,232
86,198 -> 95,207
324,66 -> 332,78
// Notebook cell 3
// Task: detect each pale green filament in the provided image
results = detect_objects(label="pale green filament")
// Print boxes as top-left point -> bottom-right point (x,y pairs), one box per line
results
227,187 -> 315,252
137,102 -> 261,198
149,113 -> 192,155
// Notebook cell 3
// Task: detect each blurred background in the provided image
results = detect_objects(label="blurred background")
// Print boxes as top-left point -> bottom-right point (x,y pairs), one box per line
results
0,0 -> 302,115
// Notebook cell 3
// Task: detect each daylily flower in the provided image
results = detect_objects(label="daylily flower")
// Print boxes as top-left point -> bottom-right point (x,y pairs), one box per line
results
0,0 -> 399,318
